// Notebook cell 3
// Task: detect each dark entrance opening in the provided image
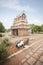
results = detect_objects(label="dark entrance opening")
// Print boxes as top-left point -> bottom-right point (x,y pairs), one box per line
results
12,29 -> 18,36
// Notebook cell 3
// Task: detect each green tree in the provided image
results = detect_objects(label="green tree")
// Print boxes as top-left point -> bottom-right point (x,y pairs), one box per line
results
0,22 -> 5,32
30,24 -> 41,32
37,26 -> 41,32
41,25 -> 43,32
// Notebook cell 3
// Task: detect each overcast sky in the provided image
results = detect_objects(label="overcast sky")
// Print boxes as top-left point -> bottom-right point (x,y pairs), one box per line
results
0,0 -> 43,29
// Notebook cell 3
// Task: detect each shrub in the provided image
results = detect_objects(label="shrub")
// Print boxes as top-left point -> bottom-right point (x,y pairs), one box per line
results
0,44 -> 8,60
2,38 -> 9,46
0,38 -> 9,61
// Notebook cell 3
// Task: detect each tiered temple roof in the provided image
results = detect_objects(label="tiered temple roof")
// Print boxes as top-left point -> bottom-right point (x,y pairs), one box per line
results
11,13 -> 29,29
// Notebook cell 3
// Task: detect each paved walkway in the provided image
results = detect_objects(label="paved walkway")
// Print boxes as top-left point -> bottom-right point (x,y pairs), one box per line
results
2,36 -> 43,65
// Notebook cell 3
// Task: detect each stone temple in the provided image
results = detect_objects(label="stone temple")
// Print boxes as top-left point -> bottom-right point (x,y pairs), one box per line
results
11,13 -> 29,36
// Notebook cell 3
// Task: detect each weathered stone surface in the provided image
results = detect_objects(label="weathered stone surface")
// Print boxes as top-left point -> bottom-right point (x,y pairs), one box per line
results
27,57 -> 36,65
25,55 -> 30,59
21,58 -> 26,63
32,53 -> 40,59
23,62 -> 28,65
35,61 -> 43,65
11,13 -> 29,36
36,50 -> 42,55
39,56 -> 43,62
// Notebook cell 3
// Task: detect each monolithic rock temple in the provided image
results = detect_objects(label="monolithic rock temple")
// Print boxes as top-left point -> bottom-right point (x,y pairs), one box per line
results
11,13 -> 29,36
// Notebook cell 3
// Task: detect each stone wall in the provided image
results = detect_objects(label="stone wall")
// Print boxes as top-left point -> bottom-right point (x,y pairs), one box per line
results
18,29 -> 29,36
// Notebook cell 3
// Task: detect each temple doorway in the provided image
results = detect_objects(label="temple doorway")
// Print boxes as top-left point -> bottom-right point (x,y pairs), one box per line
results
13,29 -> 18,36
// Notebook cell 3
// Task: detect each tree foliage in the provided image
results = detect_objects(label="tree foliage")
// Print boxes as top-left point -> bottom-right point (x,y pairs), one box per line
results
30,24 -> 43,33
0,22 -> 5,32
41,25 -> 43,31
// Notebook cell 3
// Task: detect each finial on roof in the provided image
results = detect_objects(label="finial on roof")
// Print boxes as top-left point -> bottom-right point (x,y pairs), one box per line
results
21,10 -> 26,18
23,10 -> 25,13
